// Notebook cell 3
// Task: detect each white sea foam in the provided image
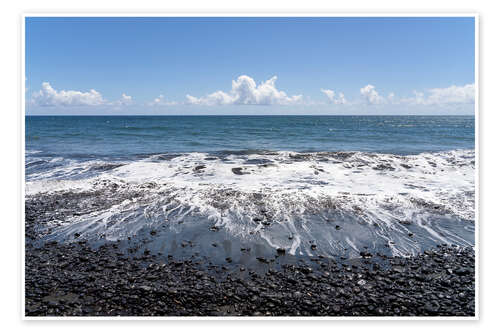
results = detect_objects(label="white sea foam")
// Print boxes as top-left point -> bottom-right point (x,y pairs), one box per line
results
27,149 -> 475,257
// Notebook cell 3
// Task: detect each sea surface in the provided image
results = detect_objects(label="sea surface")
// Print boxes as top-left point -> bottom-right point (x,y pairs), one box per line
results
25,115 -> 476,259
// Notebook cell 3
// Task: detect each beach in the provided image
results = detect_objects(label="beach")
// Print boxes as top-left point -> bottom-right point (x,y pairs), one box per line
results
25,222 -> 475,316
24,115 -> 476,317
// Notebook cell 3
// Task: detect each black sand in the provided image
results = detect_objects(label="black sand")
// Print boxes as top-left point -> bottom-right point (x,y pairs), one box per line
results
25,195 -> 475,317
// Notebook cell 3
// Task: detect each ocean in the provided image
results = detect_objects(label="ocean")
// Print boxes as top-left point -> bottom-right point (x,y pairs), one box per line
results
25,115 -> 475,260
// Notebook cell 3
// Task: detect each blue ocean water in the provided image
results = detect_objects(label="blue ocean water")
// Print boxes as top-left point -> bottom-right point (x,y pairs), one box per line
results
26,115 -> 474,160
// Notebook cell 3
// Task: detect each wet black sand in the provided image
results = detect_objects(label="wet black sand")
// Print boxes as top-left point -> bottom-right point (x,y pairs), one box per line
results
25,195 -> 476,317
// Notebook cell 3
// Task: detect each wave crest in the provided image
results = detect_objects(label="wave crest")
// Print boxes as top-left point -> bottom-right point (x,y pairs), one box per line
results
26,149 -> 475,258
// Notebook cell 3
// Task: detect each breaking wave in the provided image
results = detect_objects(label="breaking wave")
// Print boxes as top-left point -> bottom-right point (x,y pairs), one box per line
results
25,149 -> 475,258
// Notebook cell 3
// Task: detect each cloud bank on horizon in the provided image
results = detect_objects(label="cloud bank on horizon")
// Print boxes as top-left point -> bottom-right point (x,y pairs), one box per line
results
29,75 -> 476,111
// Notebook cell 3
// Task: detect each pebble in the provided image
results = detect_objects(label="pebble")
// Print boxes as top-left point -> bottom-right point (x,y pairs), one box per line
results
25,196 -> 475,317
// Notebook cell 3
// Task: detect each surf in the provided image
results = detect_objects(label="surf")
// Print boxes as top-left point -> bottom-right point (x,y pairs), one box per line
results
25,149 -> 475,260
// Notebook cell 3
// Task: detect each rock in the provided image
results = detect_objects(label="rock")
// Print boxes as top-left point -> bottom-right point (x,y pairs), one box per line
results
423,303 -> 439,314
301,266 -> 313,274
359,251 -> 372,258
138,285 -> 152,292
24,207 -> 475,318
231,167 -> 247,175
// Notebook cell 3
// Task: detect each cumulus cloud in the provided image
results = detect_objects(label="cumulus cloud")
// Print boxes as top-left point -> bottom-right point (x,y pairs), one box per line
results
360,84 -> 385,104
186,75 -> 303,106
401,83 -> 475,105
148,94 -> 177,106
31,82 -> 106,107
320,89 -> 335,101
120,93 -> 132,102
321,89 -> 347,104
112,93 -> 133,106
29,80 -> 475,111
186,91 -> 233,106
425,84 -> 475,105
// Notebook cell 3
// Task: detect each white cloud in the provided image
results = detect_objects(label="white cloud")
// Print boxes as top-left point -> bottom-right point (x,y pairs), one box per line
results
426,83 -> 475,105
121,93 -> 132,102
29,80 -> 475,112
360,84 -> 385,104
31,82 -> 105,107
405,90 -> 426,105
338,93 -> 347,105
321,89 -> 347,104
320,89 -> 335,101
387,92 -> 395,103
186,75 -> 303,106
401,83 -> 475,105
149,94 -> 178,106
112,93 -> 133,106
186,91 -> 233,106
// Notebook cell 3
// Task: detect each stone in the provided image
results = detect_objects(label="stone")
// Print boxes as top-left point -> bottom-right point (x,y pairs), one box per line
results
276,248 -> 286,255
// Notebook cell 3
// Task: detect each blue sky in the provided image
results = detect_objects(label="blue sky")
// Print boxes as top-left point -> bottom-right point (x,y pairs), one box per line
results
25,17 -> 475,115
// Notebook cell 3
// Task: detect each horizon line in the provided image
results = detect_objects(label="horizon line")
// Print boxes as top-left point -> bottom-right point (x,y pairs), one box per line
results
24,114 -> 475,116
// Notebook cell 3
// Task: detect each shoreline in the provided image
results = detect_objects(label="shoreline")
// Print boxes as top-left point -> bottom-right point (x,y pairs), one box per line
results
25,238 -> 475,317
24,182 -> 476,317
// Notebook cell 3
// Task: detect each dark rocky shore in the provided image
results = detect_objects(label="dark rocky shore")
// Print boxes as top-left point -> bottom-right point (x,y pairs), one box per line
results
25,239 -> 475,317
25,192 -> 475,317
